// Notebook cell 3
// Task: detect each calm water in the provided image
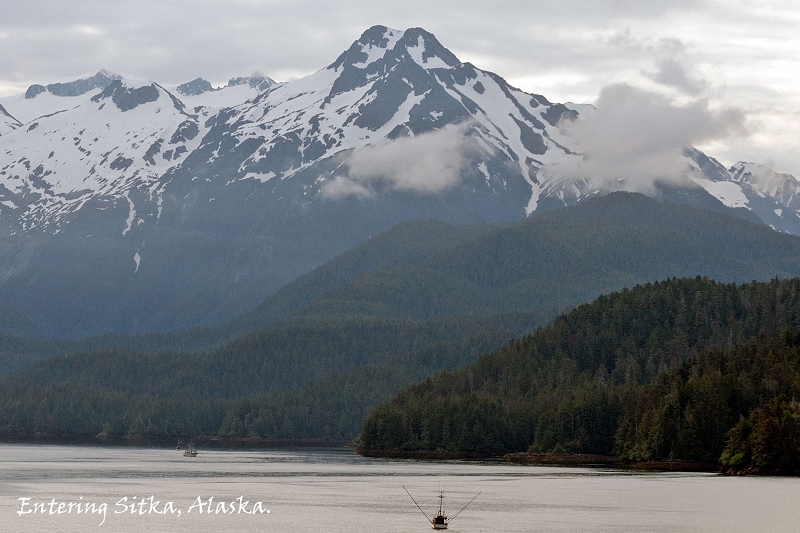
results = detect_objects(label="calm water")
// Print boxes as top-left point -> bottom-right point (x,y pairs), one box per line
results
0,444 -> 798,532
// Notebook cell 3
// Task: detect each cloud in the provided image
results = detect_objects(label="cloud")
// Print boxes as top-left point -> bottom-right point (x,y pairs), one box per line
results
0,1 -> 706,94
0,1 -> 797,175
541,83 -> 747,194
644,41 -> 709,96
322,124 -> 469,199
609,32 -> 709,96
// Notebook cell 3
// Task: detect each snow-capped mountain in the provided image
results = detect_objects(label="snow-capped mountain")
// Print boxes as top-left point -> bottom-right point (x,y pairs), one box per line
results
24,69 -> 120,99
0,25 -> 797,338
0,70 -> 120,125
171,74 -> 275,109
728,161 -> 800,231
181,26 -> 584,214
0,79 -> 213,230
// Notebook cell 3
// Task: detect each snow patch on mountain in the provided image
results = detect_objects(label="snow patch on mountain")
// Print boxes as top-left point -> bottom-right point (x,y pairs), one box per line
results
241,170 -> 277,183
0,71 -> 120,125
731,162 -> 800,208
0,79 -> 211,229
477,162 -> 491,184
174,83 -> 263,110
690,177 -> 749,208
122,193 -> 136,235
0,90 -> 102,125
406,35 -> 452,70
352,28 -> 402,68
170,75 -> 275,109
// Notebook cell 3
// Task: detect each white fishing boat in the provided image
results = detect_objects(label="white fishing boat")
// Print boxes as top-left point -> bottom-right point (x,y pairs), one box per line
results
403,487 -> 480,529
182,443 -> 198,457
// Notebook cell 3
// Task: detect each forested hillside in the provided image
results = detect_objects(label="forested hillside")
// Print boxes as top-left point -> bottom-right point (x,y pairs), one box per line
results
5,193 -> 800,447
277,193 -> 800,320
7,191 -> 799,379
359,277 -> 800,471
0,220 -> 490,377
0,313 -> 540,440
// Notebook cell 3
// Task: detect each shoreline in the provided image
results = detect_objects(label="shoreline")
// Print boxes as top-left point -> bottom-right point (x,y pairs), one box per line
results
0,433 -> 351,449
502,452 -> 717,472
356,449 -> 718,472
358,449 -> 800,475
356,448 -> 497,460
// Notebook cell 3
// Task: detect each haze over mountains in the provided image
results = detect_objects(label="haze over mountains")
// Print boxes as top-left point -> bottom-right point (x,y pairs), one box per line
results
0,25 -> 798,338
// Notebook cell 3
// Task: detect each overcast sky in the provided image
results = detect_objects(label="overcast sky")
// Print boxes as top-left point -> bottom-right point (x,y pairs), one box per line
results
1,0 -> 798,175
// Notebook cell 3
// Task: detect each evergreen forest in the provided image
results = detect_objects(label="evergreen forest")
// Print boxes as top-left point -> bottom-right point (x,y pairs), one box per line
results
359,277 -> 800,471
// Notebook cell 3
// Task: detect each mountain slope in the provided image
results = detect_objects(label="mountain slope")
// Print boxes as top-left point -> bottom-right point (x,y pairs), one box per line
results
7,191 -> 797,370
0,26 -> 799,337
0,79 -> 210,230
0,105 -> 21,136
0,70 -> 121,125
4,193 -> 800,441
282,193 -> 800,321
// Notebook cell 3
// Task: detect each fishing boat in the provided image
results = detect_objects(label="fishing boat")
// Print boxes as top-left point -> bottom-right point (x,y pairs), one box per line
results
403,487 -> 480,529
182,443 -> 198,457
431,491 -> 448,529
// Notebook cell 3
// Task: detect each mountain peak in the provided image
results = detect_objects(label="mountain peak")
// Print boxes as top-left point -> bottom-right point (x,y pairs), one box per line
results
177,77 -> 214,96
328,25 -> 401,72
176,74 -> 277,98
226,73 -> 275,92
396,27 -> 460,69
90,79 -> 182,113
328,26 -> 459,73
324,26 -> 461,103
729,161 -> 800,213
358,24 -> 401,48
24,70 -> 121,100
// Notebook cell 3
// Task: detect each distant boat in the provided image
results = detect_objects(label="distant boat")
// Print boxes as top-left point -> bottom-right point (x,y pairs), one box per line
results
182,443 -> 198,457
403,487 -> 480,530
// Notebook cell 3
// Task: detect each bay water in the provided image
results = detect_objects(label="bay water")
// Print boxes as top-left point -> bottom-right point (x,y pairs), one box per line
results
0,444 -> 798,532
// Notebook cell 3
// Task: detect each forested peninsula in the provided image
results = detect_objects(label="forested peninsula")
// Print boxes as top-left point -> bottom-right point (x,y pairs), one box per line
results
358,277 -> 800,473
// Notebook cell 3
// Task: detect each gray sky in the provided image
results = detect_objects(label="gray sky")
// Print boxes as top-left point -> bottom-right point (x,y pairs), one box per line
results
1,0 -> 798,175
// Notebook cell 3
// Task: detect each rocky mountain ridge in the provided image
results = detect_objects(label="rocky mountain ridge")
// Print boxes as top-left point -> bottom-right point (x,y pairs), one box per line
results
0,25 -> 797,337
